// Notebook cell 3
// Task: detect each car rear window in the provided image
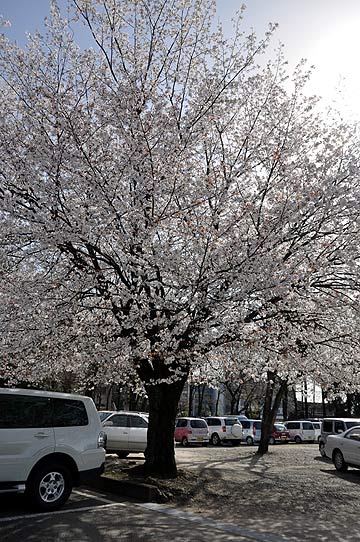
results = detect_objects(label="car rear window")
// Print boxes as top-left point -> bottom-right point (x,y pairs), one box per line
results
190,420 -> 207,428
176,419 -> 188,427
225,419 -> 241,426
242,421 -> 250,429
128,415 -> 148,428
254,422 -> 262,430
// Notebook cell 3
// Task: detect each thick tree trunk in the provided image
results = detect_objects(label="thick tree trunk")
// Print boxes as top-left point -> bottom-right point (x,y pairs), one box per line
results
188,384 -> 194,416
293,387 -> 298,418
303,379 -> 309,418
215,389 -> 220,415
197,384 -> 206,416
230,395 -> 236,414
282,383 -> 288,421
144,378 -> 186,477
257,373 -> 287,454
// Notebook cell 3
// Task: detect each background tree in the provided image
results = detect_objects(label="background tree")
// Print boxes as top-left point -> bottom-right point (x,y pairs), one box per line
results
1,0 -> 360,475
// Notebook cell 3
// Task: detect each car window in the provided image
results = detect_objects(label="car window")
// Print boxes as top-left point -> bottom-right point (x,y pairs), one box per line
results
52,398 -> 88,427
322,420 -> 333,432
286,422 -> 300,430
190,420 -> 207,428
274,424 -> 286,431
345,421 -> 360,430
108,414 -> 128,427
242,421 -> 250,429
128,415 -> 148,428
312,423 -> 320,429
176,419 -> 188,428
225,419 -> 241,426
302,422 -> 314,430
0,394 -> 52,428
254,422 -> 262,430
346,428 -> 360,441
335,421 -> 345,433
99,411 -> 112,421
207,418 -> 221,426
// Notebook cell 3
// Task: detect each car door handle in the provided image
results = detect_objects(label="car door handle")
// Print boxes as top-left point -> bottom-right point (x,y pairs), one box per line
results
34,432 -> 50,438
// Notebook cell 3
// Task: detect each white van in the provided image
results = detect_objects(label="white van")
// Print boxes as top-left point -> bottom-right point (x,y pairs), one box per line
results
311,421 -> 322,442
284,420 -> 315,443
0,388 -> 106,510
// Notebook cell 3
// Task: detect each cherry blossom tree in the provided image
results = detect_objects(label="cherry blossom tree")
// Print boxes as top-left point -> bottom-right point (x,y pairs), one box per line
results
1,0 -> 360,475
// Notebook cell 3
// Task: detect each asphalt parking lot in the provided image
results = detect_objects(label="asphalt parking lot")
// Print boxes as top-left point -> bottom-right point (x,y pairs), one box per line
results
2,444 -> 360,541
0,486 -> 288,542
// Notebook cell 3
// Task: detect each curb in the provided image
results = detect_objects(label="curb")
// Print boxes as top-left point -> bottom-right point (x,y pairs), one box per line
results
86,475 -> 164,502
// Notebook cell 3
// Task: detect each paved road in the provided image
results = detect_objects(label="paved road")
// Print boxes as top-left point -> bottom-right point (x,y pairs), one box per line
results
0,488 -> 288,542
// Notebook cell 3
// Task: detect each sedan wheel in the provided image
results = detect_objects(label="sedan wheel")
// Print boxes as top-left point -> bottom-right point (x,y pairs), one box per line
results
333,450 -> 348,472
269,436 -> 275,445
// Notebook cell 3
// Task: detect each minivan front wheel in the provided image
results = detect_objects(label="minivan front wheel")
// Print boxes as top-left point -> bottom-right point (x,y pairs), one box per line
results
26,462 -> 73,511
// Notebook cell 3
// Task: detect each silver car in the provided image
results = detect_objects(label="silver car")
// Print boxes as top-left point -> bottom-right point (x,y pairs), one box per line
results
325,426 -> 360,471
102,411 -> 148,458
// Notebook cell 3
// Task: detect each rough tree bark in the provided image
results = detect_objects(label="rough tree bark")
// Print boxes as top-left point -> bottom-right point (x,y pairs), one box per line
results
143,378 -> 187,477
258,372 -> 287,454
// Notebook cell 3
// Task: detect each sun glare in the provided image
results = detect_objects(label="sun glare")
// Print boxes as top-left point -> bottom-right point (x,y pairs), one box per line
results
309,19 -> 360,120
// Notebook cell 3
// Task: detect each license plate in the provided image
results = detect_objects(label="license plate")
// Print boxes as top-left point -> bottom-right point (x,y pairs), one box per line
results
197,437 -> 203,442
281,436 -> 286,440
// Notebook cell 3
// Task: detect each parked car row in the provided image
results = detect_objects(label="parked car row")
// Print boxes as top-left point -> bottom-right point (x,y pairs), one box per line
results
98,413 -> 326,453
100,412 -> 360,475
3,385 -> 360,515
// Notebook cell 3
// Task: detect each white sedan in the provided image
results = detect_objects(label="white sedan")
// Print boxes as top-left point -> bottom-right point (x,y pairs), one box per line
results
325,426 -> 360,472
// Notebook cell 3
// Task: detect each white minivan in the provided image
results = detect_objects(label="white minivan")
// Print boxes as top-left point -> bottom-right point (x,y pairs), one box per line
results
284,420 -> 315,443
0,388 -> 106,510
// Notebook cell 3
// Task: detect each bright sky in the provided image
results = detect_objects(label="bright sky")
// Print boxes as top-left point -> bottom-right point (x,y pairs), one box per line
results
1,0 -> 360,119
